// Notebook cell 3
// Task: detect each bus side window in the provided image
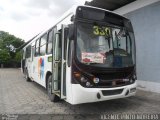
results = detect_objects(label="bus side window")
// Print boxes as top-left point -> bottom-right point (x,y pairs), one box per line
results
64,28 -> 69,60
32,46 -> 35,61
40,33 -> 47,56
22,49 -> 25,59
46,30 -> 53,54
25,45 -> 31,58
35,39 -> 40,56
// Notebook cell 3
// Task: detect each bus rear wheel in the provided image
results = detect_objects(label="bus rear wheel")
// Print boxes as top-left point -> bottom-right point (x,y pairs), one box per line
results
47,75 -> 60,102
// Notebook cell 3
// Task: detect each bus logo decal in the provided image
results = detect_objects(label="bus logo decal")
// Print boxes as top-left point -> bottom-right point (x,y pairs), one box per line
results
38,58 -> 44,79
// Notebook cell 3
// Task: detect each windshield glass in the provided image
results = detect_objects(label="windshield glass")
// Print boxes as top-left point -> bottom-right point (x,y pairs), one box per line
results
76,22 -> 135,68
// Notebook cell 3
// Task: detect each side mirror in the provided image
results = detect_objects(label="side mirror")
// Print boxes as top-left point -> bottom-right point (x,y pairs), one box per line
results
124,20 -> 133,32
68,24 -> 74,40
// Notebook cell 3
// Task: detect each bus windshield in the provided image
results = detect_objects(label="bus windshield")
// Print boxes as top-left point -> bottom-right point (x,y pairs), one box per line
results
76,22 -> 135,68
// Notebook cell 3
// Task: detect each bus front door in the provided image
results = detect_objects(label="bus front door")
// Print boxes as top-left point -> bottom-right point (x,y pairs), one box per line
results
52,25 -> 68,99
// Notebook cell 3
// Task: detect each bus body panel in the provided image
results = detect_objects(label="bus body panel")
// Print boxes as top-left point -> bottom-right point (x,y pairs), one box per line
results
65,67 -> 73,103
71,82 -> 137,104
23,13 -> 73,88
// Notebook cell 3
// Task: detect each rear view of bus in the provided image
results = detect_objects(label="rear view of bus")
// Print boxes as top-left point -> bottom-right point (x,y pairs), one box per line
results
68,6 -> 136,104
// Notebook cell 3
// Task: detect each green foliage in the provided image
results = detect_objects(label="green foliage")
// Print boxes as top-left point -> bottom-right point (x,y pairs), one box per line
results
0,49 -> 11,63
0,31 -> 25,67
14,51 -> 22,63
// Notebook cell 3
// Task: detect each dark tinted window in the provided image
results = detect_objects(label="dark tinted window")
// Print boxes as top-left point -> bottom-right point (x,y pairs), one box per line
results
40,33 -> 47,46
40,44 -> 46,55
35,39 -> 40,56
40,33 -> 47,56
26,45 -> 31,58
47,30 -> 53,54
32,45 -> 35,60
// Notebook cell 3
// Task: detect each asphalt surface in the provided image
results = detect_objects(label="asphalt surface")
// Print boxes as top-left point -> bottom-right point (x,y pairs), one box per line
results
0,68 -> 160,119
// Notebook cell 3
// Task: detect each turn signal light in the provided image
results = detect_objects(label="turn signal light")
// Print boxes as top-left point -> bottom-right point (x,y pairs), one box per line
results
73,72 -> 81,78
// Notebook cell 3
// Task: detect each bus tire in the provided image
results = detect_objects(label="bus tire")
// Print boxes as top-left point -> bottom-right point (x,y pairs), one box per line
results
25,69 -> 31,82
47,75 -> 60,102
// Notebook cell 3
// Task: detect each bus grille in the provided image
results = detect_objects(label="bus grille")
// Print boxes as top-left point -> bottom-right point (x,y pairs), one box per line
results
96,72 -> 130,80
92,72 -> 133,88
97,79 -> 131,88
101,89 -> 123,96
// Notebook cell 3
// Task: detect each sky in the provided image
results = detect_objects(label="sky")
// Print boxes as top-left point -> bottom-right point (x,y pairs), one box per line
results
0,0 -> 91,41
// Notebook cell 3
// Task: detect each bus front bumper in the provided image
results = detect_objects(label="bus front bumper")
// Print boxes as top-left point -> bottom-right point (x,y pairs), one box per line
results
71,82 -> 137,104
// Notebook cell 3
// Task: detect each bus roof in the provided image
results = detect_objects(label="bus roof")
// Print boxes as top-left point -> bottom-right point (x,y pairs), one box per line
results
22,5 -> 128,49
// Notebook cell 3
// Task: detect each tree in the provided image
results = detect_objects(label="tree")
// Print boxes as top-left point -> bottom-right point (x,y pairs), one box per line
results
15,51 -> 22,63
0,31 -> 24,67
0,49 -> 11,64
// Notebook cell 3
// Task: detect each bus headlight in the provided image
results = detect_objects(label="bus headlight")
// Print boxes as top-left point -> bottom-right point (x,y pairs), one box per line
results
80,76 -> 87,82
93,77 -> 99,83
86,82 -> 91,87
80,76 -> 93,87
130,79 -> 133,83
73,71 -> 93,87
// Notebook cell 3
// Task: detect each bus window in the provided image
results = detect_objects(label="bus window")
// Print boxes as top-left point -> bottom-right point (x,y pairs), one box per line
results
32,45 -> 35,61
35,39 -> 40,56
40,33 -> 47,56
25,45 -> 31,58
47,30 -> 53,54
22,49 -> 25,59
40,33 -> 47,46
64,28 -> 68,60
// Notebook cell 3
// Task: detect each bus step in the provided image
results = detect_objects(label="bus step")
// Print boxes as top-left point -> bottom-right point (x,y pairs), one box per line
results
53,90 -> 60,97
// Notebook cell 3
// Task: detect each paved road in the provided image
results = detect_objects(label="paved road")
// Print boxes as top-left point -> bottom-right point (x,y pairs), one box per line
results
0,68 -> 160,119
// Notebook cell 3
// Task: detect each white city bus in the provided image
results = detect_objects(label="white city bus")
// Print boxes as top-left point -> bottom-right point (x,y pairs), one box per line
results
22,5 -> 137,104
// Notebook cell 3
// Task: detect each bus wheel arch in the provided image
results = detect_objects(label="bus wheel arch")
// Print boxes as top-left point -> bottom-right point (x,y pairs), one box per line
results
46,73 -> 60,102
45,71 -> 52,89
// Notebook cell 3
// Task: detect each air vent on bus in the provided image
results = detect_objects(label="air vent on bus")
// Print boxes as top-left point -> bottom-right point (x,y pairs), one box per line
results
101,89 -> 123,96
